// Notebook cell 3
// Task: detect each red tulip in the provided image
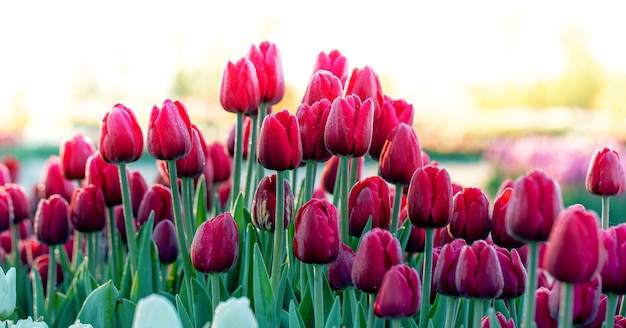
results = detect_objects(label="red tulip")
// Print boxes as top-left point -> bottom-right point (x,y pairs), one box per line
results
137,184 -> 174,227
99,103 -> 144,164
352,228 -> 403,293
536,287 -> 558,328
3,184 -> 30,223
345,66 -> 384,112
293,199 -> 340,264
38,155 -> 75,203
219,57 -> 261,115
147,99 -> 193,161
69,185 -> 106,233
129,170 -> 148,218
348,176 -> 391,237
369,95 -> 414,160
251,174 -> 294,232
0,188 -> 12,232
585,147 -> 626,196
247,41 -> 285,105
494,246 -> 526,299
324,95 -> 374,158
449,187 -> 490,243
60,133 -> 96,180
86,152 -> 125,207
549,274 -> 602,326
327,243 -> 355,290
481,312 -> 515,328
491,187 -> 526,249
34,195 -> 70,246
175,124 -> 206,179
379,123 -> 422,185
0,155 -> 20,183
407,164 -> 453,229
615,315 -> 626,328
152,219 -> 179,265
257,109 -> 302,171
296,99 -> 333,162
190,213 -> 239,273
302,70 -> 343,106
433,226 -> 456,248
600,223 -> 626,294
455,240 -> 504,299
433,238 -> 467,296
374,264 -> 421,319
32,254 -> 64,289
226,116 -> 251,159
312,49 -> 349,85
207,142 -> 232,184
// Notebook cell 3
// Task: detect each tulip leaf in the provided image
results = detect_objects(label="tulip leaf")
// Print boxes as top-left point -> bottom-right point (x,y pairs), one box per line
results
30,266 -> 45,319
115,298 -> 136,328
402,316 -> 419,328
192,277 -> 212,326
253,243 -> 276,327
194,176 -> 208,228
430,293 -> 448,327
325,296 -> 341,328
175,294 -> 194,328
279,272 -> 299,310
76,280 -> 119,328
297,277 -> 313,325
240,223 -> 258,299
288,300 -> 305,328
119,254 -> 133,299
494,298 -> 509,318
397,217 -> 413,251
130,213 -> 155,302
352,216 -> 374,250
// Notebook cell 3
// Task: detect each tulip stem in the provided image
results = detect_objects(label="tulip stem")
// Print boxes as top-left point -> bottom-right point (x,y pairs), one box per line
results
231,112 -> 244,210
181,177 -> 194,248
313,264 -> 324,328
339,156 -> 350,243
11,222 -> 20,270
270,170 -> 286,298
303,160 -> 315,202
368,293 -> 376,328
87,232 -> 97,279
244,114 -> 259,208
255,104 -> 268,191
107,206 -> 119,286
349,157 -> 358,189
445,296 -> 460,328
472,298 -> 484,328
607,293 -> 619,328
522,241 -> 539,328
117,163 -> 138,274
45,245 -> 57,323
389,184 -> 403,235
71,230 -> 82,271
558,283 -> 573,328
419,227 -> 434,328
211,273 -> 220,314
391,319 -> 401,328
602,196 -> 610,230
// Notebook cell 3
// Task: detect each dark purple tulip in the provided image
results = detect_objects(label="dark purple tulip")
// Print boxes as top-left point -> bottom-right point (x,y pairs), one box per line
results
152,219 -> 179,264
137,184 -> 174,227
34,195 -> 70,246
328,243 -> 355,290
69,185 -> 106,233
60,133 -> 96,180
251,174 -> 294,232
455,240 -> 504,299
407,164 -> 453,229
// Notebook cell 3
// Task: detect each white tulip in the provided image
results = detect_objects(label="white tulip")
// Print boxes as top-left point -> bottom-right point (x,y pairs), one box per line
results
0,267 -> 16,319
14,317 -> 48,328
68,319 -> 93,328
132,294 -> 182,328
211,297 -> 257,328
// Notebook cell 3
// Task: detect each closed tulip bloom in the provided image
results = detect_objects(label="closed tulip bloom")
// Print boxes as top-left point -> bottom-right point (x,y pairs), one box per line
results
345,66 -> 384,112
114,205 -> 138,244
60,133 -> 96,180
542,204 -> 603,283
247,41 -> 285,105
258,109 -> 303,171
207,142 -> 232,184
226,116 -> 251,159
3,184 -> 29,223
494,246 -> 526,299
0,266 -> 15,319
137,184 -> 174,226
536,287 -> 558,328
129,170 -> 148,218
301,70 -> 344,106
449,187 -> 491,243
251,174 -> 294,232
212,297 -> 258,328
293,199 -> 340,264
190,213 -> 239,273
86,152 -> 125,207
324,95 -> 374,157
369,95 -> 414,160
99,103 -> 144,164
491,187 -> 526,249
32,254 -> 64,289
69,185 -> 106,233
296,99 -> 333,162
0,155 -> 19,184
433,238 -> 467,296
505,169 -> 563,242
600,223 -> 626,294
328,243 -> 355,290
312,49 -> 349,85
455,240 -> 504,299
0,188 -> 12,232
132,294 -> 182,328
34,195 -> 70,245
379,123 -> 423,185
374,264 -> 421,319
549,274 -> 602,326
219,57 -> 261,115
481,312 -> 515,328
147,99 -> 193,161
152,219 -> 179,265
585,147 -> 626,196
348,176 -> 391,237
38,155 -> 75,202
0,164 -> 9,186
407,164 -> 453,229
352,228 -> 403,293
175,125 -> 206,179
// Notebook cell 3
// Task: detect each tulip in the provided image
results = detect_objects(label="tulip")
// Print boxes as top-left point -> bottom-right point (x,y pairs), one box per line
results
374,264 -> 421,319
455,240 -> 504,299
369,95 -> 414,160
1,155 -> 19,184
0,266 -> 16,319
301,70 -> 344,106
34,195 -> 70,246
407,164 -> 453,229
0,163 -> 9,186
399,212 -> 426,253
69,185 -> 106,233
312,49 -> 349,85
600,224 -> 626,294
345,66 -> 384,112
257,109 -> 303,171
114,205 -> 138,244
324,95 -> 374,158
59,133 -> 96,180
379,123 -> 423,185
175,124 -> 206,179
219,57 -> 261,115
68,320 -> 93,328
13,316 -> 50,328
99,103 -> 144,164
207,142 -> 233,184
535,287 -> 558,328
31,254 -> 64,289
129,170 -> 148,218
38,155 -> 75,203
320,156 -> 363,194
585,147 -> 626,196
327,243 -> 355,290
136,184 -> 174,227
293,199 -> 340,265
132,294 -> 182,328
247,41 -> 285,105
85,152 -> 125,207
0,188 -> 12,232
152,219 -> 179,265
190,213 -> 238,273
226,116 -> 251,159
352,228 -> 403,293
491,187 -> 526,249
494,246 -> 526,299
147,99 -> 193,161
347,176 -> 391,237
542,204 -> 602,284
449,187 -> 491,243
549,274 -> 602,326
481,311 -> 515,328
432,238 -> 467,296
296,99 -> 333,162
251,174 -> 294,232
433,226 -> 455,247
580,294 -> 607,328
616,315 -> 626,328
212,297 -> 258,328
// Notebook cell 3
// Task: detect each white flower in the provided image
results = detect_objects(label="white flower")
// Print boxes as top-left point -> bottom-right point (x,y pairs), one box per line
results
0,267 -> 16,319
14,317 -> 48,328
132,294 -> 182,328
68,320 -> 93,328
211,297 -> 257,328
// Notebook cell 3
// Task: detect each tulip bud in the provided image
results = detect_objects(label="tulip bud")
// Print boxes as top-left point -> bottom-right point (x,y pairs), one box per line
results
327,243 -> 355,290
542,204 -> 603,284
433,226 -> 456,248
407,164 -> 453,229
114,205 -> 138,244
175,124 -> 206,179
449,187 -> 490,243
257,109 -> 303,171
152,220 -> 179,265
491,188 -> 526,249
348,176 -> 391,237
312,49 -> 349,85
352,228 -> 403,293
69,320 -> 93,328
0,266 -> 16,319
494,246 -> 526,299
14,316 -> 50,328
132,294 -> 182,328
34,195 -> 70,246
379,123 -> 422,185
370,95 -> 415,160
0,188 -> 12,232
32,254 -> 64,288
585,147 -> 626,196
324,95 -> 374,158
374,264 -> 421,319
455,240 -> 504,299
251,174 -> 294,232
137,184 -> 174,227
190,213 -> 239,273
1,155 -> 20,184
38,155 -> 75,202
617,315 -> 626,328
247,41 -> 285,105
129,170 -> 148,218
86,152 -> 126,207
99,103 -> 144,164
302,70 -> 343,106
481,312 -> 515,328
296,99 -> 333,162
207,142 -> 233,184
69,185 -> 106,233
600,223 -> 626,294
212,296 -> 258,328
549,274 -> 602,326
433,239 -> 467,296
535,287 -> 558,328
219,57 -> 261,115
505,169 -> 563,242
147,99 -> 193,161
60,133 -> 96,180
345,66 -> 384,112
226,116 -> 251,159
293,199 -> 340,264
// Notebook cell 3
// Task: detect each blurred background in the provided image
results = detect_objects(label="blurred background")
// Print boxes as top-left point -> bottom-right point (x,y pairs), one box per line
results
2,0 -> 626,218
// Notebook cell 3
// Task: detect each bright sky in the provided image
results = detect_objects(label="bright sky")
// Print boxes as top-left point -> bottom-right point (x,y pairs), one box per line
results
1,0 -> 626,143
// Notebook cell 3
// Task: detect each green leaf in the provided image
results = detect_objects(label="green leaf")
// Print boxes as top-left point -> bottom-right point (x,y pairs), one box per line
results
130,213 -> 155,302
119,254 -> 133,299
325,296 -> 341,328
175,295 -> 194,328
397,217 -> 413,252
252,243 -> 276,327
298,278 -> 313,325
30,264 -> 45,319
192,277 -> 212,326
76,280 -> 119,328
288,300 -> 305,328
194,176 -> 208,229
402,316 -> 419,328
116,298 -> 136,328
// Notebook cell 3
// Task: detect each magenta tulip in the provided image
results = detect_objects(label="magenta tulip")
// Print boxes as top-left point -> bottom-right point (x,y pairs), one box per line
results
407,164 -> 453,229
190,213 -> 239,273
219,57 -> 261,115
99,103 -> 144,164
585,147 -> 626,196
293,199 -> 340,265
257,109 -> 302,171
352,228 -> 403,293
60,133 -> 96,180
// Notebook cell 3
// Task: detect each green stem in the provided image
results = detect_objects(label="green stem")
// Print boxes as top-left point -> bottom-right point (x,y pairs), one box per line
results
445,296 -> 460,328
160,263 -> 168,292
472,298 -> 484,328
117,163 -> 138,274
211,273 -> 221,314
348,288 -> 359,327
389,184 -> 403,235
231,112 -> 244,210
602,196 -> 610,230
391,318 -> 401,328
255,104 -> 268,190
304,160 -> 317,202
244,114 -> 259,208
419,228 -> 434,328
314,264 -> 324,328
181,177 -> 194,249
71,230 -> 82,271
522,241 -> 539,328
558,283 -> 574,328
607,293 -> 619,328
509,297 -> 518,326
88,232 -> 97,279
368,293 -> 376,328
339,156 -> 350,243
46,245 -> 57,323
349,157 -> 359,188
107,206 -> 119,285
11,222 -> 19,269
270,170 -> 286,298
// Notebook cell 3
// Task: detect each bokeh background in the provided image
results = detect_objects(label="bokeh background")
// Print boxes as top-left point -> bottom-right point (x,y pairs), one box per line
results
2,0 -> 626,219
